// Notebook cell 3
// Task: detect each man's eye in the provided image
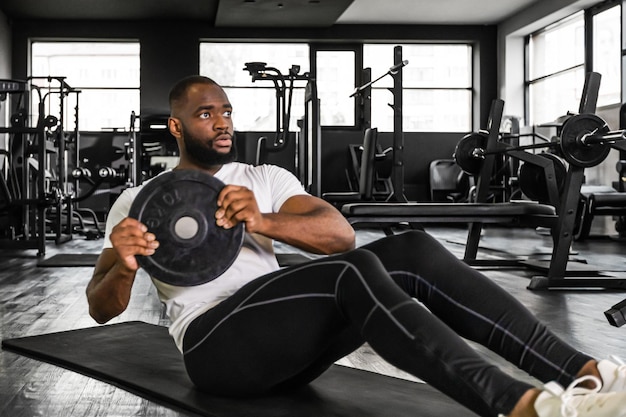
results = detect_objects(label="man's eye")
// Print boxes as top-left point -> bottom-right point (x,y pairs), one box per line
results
200,112 -> 210,118
224,111 -> 232,117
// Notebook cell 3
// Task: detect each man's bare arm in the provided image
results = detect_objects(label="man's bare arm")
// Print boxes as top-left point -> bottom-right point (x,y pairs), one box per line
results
255,195 -> 355,254
216,187 -> 355,255
86,218 -> 159,323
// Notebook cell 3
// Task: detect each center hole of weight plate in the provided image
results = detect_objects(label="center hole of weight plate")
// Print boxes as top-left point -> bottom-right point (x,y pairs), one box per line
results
174,216 -> 199,240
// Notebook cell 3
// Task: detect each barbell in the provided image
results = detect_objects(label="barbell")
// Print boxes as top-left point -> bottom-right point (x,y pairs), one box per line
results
454,113 -> 619,176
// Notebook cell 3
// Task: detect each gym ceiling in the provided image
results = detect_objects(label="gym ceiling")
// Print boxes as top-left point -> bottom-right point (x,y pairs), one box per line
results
0,0 -> 541,26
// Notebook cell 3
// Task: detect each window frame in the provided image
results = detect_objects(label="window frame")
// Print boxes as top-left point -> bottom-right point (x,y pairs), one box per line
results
310,43 -> 361,130
199,41 -> 311,133
524,0 -> 621,125
29,39 -> 141,132
200,40 -> 474,133
589,0 -> 621,107
525,11 -> 585,125
363,42 -> 474,133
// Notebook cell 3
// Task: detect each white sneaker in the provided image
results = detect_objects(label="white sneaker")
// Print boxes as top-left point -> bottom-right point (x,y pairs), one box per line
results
534,375 -> 626,417
597,355 -> 626,393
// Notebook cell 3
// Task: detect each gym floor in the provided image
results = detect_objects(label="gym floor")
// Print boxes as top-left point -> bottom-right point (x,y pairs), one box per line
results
1,225 -> 626,416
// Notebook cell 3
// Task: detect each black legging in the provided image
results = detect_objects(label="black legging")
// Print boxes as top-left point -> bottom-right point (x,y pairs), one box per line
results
183,230 -> 592,417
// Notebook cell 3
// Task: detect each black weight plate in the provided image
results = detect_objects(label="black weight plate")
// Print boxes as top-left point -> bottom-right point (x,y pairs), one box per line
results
128,170 -> 244,286
560,113 -> 611,168
518,153 -> 566,203
453,132 -> 487,175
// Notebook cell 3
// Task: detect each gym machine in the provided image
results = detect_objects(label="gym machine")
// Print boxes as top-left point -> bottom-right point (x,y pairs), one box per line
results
571,102 -> 626,241
297,79 -> 322,197
0,77 -> 83,255
351,45 -> 409,202
243,62 -> 322,196
30,76 -> 82,246
453,72 -> 626,290
32,76 -> 116,243
0,76 -> 140,254
328,68 -> 392,204
0,79 -> 47,255
341,72 -> 626,291
69,110 -> 140,238
137,113 -> 179,181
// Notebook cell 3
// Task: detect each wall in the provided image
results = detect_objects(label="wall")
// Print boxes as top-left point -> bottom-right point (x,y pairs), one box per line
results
0,9 -> 10,79
9,20 -> 498,199
498,0 -> 620,235
497,0 -> 603,121
0,9 -> 11,155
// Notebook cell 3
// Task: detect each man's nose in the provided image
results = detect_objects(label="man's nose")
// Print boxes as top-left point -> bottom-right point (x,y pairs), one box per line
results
214,115 -> 228,130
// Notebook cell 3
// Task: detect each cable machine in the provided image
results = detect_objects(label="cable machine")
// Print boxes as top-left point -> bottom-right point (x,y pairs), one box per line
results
243,62 -> 321,196
297,79 -> 322,196
0,76 -> 87,255
0,79 -> 50,255
30,76 -> 82,245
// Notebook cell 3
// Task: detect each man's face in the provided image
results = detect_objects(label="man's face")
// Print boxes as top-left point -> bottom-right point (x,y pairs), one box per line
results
180,119 -> 237,168
171,83 -> 237,169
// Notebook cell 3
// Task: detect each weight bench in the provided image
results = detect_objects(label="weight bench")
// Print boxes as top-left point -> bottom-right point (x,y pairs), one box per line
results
343,74 -> 626,290
343,201 -> 557,259
341,99 -> 559,264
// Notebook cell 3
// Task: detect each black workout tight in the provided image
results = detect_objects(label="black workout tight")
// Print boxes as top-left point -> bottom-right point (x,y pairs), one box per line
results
183,230 -> 591,416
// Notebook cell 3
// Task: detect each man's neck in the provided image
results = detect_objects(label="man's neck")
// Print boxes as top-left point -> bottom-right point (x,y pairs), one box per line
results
175,161 -> 223,176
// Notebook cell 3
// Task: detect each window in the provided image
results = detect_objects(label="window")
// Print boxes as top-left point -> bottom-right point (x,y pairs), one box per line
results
315,50 -> 355,126
199,42 -> 472,132
593,5 -> 621,107
363,43 -> 472,132
31,41 -> 140,131
527,12 -> 585,125
200,42 -> 310,132
527,4 -> 621,125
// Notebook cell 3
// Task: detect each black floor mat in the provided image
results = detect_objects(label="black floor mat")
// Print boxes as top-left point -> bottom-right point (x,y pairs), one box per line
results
37,253 -> 99,267
2,321 -> 476,417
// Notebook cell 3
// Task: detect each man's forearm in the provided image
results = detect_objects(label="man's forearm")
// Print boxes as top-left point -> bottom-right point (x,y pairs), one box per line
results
259,208 -> 355,255
87,261 -> 136,324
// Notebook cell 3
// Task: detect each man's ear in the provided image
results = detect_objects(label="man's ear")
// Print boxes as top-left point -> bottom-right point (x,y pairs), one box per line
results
168,117 -> 182,139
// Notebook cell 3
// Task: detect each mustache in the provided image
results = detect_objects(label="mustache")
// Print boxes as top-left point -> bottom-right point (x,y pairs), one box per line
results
214,131 -> 234,140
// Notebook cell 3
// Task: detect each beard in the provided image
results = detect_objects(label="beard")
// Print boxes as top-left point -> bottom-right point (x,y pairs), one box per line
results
181,125 -> 238,169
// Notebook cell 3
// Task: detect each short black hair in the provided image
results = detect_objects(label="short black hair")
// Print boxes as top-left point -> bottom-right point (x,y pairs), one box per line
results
169,75 -> 220,111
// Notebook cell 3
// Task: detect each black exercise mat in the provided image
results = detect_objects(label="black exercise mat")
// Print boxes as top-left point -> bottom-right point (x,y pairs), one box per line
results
37,253 -> 99,267
2,321 -> 476,417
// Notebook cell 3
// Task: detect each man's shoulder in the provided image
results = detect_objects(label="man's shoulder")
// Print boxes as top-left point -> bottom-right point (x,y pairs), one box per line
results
223,162 -> 287,177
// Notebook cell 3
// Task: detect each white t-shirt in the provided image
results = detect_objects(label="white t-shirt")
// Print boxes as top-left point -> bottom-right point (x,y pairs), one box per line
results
103,162 -> 308,352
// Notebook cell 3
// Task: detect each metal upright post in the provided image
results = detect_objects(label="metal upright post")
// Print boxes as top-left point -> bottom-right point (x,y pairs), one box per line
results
360,67 -> 371,130
388,45 -> 407,202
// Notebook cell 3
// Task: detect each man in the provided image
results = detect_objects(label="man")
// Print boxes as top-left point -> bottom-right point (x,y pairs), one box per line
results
87,75 -> 626,417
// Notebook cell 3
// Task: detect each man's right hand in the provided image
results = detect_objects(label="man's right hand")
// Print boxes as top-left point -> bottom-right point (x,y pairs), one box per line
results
109,217 -> 160,272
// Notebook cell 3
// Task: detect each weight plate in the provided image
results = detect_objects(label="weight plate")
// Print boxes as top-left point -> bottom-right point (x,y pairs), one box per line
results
128,169 -> 244,286
453,132 -> 487,175
518,153 -> 566,203
559,113 -> 611,168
